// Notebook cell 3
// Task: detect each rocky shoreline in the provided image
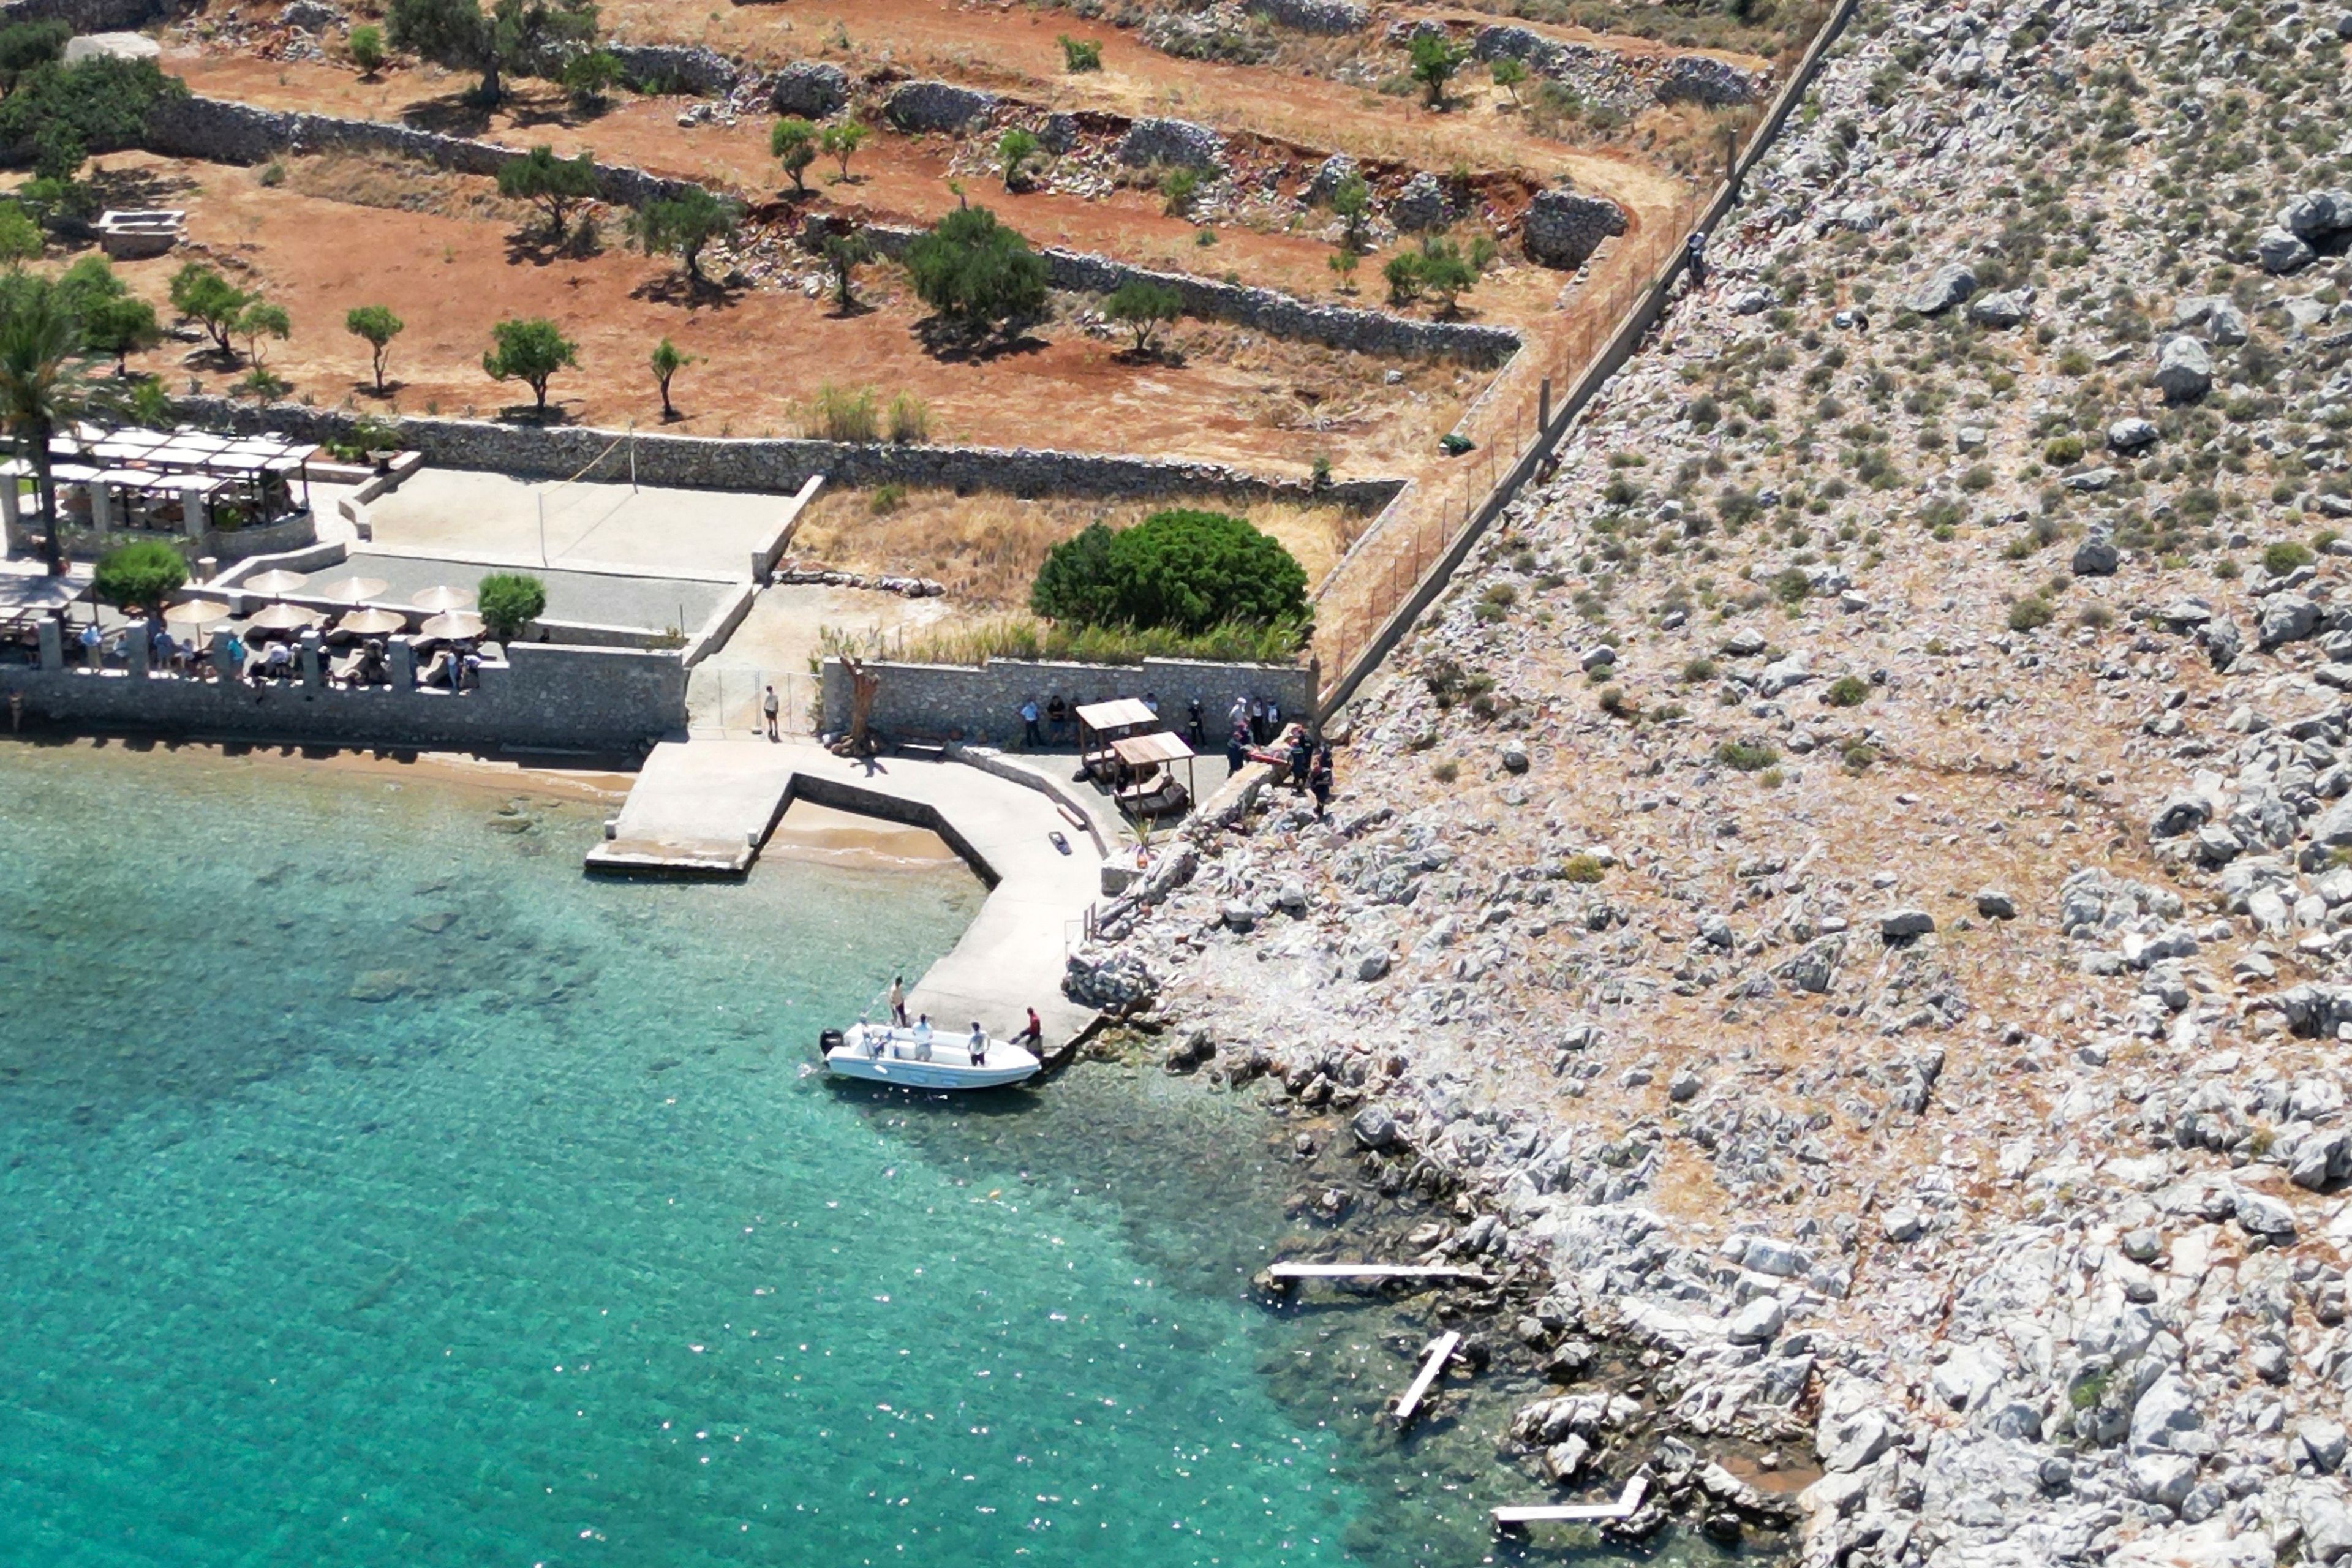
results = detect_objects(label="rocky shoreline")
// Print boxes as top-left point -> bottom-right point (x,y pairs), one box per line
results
1063,0 -> 2352,1564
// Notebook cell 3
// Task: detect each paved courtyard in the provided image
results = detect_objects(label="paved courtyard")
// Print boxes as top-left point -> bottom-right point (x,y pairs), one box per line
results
362,470 -> 797,579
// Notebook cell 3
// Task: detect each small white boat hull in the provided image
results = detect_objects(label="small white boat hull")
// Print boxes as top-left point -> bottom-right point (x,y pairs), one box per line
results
823,1023 -> 1040,1091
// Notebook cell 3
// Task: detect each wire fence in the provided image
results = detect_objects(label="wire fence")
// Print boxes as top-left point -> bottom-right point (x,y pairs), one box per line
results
1310,181 -> 1712,690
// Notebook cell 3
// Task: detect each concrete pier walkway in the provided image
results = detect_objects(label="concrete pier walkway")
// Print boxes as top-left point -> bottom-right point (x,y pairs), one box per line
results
587,739 -> 1106,1042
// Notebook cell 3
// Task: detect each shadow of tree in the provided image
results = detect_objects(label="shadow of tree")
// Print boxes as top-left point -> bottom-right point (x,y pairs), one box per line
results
493,402 -> 575,426
914,317 -> 1050,363
628,271 -> 747,309
400,92 -> 492,138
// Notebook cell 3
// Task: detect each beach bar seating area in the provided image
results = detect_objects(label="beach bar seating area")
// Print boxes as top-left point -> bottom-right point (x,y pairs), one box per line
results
2,426 -> 320,564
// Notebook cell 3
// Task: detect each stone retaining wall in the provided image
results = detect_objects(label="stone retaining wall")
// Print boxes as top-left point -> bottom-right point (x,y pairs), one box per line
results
147,95 -> 1516,366
4,641 -> 684,752
819,655 -> 1316,748
172,395 -> 1403,509
142,95 -> 695,209
861,224 -> 1520,366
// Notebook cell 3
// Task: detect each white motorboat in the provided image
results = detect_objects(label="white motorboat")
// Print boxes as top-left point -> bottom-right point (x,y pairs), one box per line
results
819,1022 -> 1041,1091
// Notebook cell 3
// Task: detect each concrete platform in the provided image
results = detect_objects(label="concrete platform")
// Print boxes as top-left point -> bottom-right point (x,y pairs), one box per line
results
588,739 -> 1106,1041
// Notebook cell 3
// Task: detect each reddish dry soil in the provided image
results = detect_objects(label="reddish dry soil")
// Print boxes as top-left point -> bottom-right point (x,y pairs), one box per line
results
73,151 -> 1483,476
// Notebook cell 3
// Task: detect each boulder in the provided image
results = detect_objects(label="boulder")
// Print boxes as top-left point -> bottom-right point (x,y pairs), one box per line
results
1879,908 -> 1936,940
279,0 -> 342,30
2303,1418 -> 2351,1474
1882,1204 -> 1924,1242
1521,189 -> 1628,269
1351,1104 -> 1401,1150
1757,654 -> 1813,696
1118,116 -> 1226,169
2128,1452 -> 2198,1510
769,59 -> 851,117
2128,1373 -> 2201,1454
1975,889 -> 2017,920
2109,417 -> 2161,453
2072,530 -> 2120,576
2235,1188 -> 2297,1240
2149,791 -> 2212,839
2258,228 -> 2316,275
1726,1295 -> 1785,1344
1904,262 -> 1977,315
1967,287 -> 2034,328
886,80 -> 998,132
2280,189 -> 2352,241
2260,593 -> 2321,649
1352,948 -> 1390,982
2154,335 -> 2212,404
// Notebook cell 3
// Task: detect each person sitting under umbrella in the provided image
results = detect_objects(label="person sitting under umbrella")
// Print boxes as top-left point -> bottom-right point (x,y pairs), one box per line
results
258,639 -> 294,682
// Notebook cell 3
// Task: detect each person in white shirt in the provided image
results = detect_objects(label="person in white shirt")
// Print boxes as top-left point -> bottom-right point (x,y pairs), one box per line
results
911,1014 -> 933,1061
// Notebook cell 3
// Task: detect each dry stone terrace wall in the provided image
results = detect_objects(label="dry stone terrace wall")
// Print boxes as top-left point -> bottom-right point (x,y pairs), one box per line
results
856,224 -> 1520,366
143,96 -> 1521,366
173,396 -> 1403,510
820,655 -> 1317,749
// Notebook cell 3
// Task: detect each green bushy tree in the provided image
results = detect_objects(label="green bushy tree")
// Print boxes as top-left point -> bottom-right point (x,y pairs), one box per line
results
497,145 -> 599,238
477,571 -> 546,639
627,187 -> 740,285
1030,508 -> 1308,640
94,538 -> 186,612
1104,279 -> 1180,355
168,263 -> 251,355
903,205 -> 1047,337
481,316 -> 576,413
344,304 -> 404,392
386,0 -> 597,105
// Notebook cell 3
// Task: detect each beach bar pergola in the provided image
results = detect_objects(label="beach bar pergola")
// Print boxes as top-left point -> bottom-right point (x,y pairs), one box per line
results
1074,697 -> 1162,785
0,426 -> 317,550
1109,728 -> 1197,820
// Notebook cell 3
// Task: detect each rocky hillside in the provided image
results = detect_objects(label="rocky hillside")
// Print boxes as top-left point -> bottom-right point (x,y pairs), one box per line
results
1085,1 -> 2352,1564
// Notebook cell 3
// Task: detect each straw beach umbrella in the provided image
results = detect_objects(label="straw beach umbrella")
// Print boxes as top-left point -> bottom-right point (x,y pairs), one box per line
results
418,611 -> 485,640
162,599 -> 232,627
305,574 -> 390,604
240,568 -> 309,594
247,601 -> 321,631
336,607 -> 407,636
409,584 -> 474,612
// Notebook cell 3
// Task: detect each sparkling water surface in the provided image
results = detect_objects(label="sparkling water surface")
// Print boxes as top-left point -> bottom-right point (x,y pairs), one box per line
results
0,741 -> 1377,1568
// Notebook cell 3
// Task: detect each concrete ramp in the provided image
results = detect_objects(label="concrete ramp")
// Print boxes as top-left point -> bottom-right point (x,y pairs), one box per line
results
588,739 -> 1106,1041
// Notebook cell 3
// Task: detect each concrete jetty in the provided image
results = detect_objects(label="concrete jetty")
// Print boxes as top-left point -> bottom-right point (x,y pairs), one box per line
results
588,738 -> 1106,1042
1491,1476 -> 1651,1530
1393,1332 -> 1460,1426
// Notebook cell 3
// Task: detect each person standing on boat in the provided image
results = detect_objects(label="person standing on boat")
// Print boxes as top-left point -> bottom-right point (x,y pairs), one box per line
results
888,976 -> 908,1027
912,1014 -> 933,1061
967,1021 -> 987,1066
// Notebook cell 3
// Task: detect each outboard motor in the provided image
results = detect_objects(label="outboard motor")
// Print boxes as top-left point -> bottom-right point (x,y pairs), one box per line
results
818,1027 -> 845,1058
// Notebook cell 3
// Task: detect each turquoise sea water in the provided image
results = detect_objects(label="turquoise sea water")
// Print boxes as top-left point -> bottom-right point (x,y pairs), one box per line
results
0,742 -> 1386,1568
